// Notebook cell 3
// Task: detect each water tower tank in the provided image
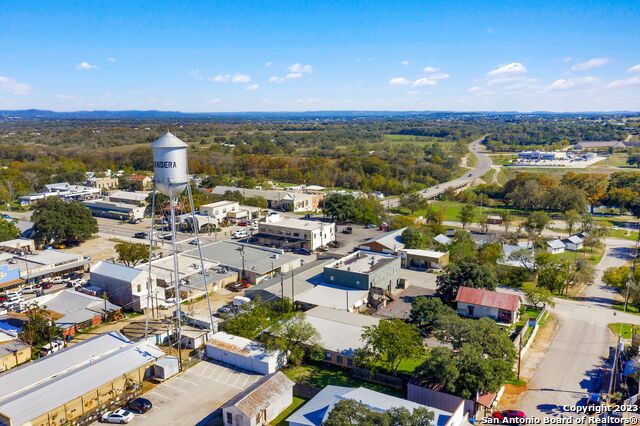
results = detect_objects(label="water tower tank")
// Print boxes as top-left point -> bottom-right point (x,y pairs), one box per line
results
151,132 -> 189,196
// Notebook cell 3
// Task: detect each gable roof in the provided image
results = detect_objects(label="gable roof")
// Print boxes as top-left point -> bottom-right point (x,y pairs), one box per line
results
455,286 -> 521,312
223,372 -> 294,417
39,289 -> 120,328
434,234 -> 452,245
564,235 -> 583,244
546,239 -> 565,249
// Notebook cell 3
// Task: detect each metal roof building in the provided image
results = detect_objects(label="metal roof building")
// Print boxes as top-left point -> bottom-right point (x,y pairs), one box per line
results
287,385 -> 462,426
455,287 -> 521,312
0,331 -> 164,426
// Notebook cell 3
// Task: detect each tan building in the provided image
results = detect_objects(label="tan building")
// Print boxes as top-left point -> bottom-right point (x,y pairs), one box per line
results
0,331 -> 164,426
128,174 -> 153,190
86,176 -> 119,191
257,218 -> 335,250
398,249 -> 450,269
0,340 -> 31,373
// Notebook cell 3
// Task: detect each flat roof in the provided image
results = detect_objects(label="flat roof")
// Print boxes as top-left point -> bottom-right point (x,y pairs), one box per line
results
92,261 -> 144,282
400,249 -> 448,259
245,259 -> 332,302
326,251 -> 398,274
303,307 -> 379,355
259,218 -> 333,231
296,283 -> 368,311
108,190 -> 149,201
200,200 -> 238,208
361,228 -> 406,250
182,241 -> 299,275
0,331 -> 164,426
83,199 -> 144,211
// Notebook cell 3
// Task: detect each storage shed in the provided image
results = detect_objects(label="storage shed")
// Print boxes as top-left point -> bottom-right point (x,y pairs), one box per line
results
205,332 -> 286,374
154,356 -> 179,381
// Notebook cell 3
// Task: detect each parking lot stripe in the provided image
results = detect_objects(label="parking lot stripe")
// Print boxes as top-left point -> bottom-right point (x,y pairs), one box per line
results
162,383 -> 187,393
176,376 -> 199,386
200,364 -> 210,376
148,391 -> 173,402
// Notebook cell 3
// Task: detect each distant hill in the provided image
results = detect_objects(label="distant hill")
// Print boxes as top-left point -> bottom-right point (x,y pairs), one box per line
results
0,109 -> 636,121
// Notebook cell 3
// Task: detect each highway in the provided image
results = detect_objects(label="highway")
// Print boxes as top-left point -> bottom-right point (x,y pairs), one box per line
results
385,135 -> 491,208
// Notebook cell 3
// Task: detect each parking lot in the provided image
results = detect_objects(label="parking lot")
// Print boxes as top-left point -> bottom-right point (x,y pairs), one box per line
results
127,359 -> 261,425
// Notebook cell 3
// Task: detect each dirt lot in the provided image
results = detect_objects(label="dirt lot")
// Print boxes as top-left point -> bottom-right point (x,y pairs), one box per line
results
64,236 -> 120,264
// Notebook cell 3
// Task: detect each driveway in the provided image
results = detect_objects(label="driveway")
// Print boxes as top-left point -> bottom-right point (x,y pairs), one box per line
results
515,237 -> 639,418
129,359 -> 261,426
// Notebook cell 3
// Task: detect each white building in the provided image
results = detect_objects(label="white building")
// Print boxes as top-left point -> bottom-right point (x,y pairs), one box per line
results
205,332 -> 287,374
82,199 -> 146,221
107,190 -> 149,206
222,372 -> 294,426
257,218 -> 335,250
17,183 -> 101,205
562,234 -> 584,251
0,249 -> 90,284
546,239 -> 566,254
90,261 -> 162,312
199,200 -> 240,224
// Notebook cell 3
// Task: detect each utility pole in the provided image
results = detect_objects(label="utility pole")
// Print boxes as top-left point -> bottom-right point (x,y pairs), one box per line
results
280,273 -> 285,308
291,269 -> 294,301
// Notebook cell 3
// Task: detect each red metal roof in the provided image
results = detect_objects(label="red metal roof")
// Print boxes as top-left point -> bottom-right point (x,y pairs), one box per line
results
455,286 -> 520,312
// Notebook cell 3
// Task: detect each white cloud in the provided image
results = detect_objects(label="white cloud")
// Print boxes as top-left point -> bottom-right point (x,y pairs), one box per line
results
246,84 -> 259,90
288,63 -> 313,73
467,86 -> 493,96
107,58 -> 117,62
53,94 -> 75,100
401,60 -> 410,66
423,66 -> 439,73
548,76 -> 599,90
406,90 -> 419,95
607,76 -> 640,89
211,74 -> 230,82
0,76 -> 31,95
487,63 -> 527,76
563,57 -> 573,62
389,77 -> 411,86
412,77 -> 437,87
209,98 -> 222,103
231,74 -> 251,83
265,62 -> 272,67
210,73 -> 251,83
76,61 -> 97,70
430,73 -> 450,80
627,64 -> 640,73
269,76 -> 285,83
571,57 -> 609,71
286,72 -> 303,79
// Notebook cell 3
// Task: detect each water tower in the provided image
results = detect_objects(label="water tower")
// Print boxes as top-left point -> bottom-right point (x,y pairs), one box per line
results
144,132 -> 214,368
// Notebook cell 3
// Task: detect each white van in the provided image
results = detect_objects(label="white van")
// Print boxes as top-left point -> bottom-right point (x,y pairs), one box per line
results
40,340 -> 65,356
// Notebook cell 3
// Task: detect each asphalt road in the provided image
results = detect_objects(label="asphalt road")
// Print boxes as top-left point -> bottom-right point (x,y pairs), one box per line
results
385,135 -> 491,208
515,237 -> 639,418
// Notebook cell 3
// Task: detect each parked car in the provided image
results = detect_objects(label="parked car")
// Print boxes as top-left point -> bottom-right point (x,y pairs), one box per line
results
40,282 -> 53,289
249,223 -> 259,230
40,339 -> 65,356
364,224 -> 376,229
129,218 -> 143,224
232,229 -> 248,239
217,306 -> 232,314
50,277 -> 67,285
343,227 -> 353,234
134,232 -> 148,239
162,234 -> 173,241
303,213 -> 313,219
226,283 -> 243,292
493,410 -> 526,422
64,272 -> 83,280
328,241 -> 341,248
21,284 -> 40,294
68,279 -> 86,288
126,398 -> 152,414
294,248 -> 313,255
101,409 -> 135,424
189,238 -> 199,245
237,221 -> 248,226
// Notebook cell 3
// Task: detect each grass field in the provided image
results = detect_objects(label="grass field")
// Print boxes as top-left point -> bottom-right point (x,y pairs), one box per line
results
554,246 -> 605,265
282,364 -> 404,397
404,200 -> 523,223
608,323 -> 640,339
273,396 -> 308,425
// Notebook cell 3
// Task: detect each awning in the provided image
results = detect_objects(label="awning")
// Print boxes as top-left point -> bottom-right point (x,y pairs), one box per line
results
0,278 -> 25,289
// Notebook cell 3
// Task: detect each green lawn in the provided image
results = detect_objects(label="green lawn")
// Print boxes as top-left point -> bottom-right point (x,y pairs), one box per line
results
282,364 -> 404,397
612,304 -> 640,316
588,153 -> 631,168
608,323 -> 640,339
272,396 -> 307,425
608,228 -> 640,241
373,353 -> 429,376
554,246 -> 604,265
406,200 -> 522,223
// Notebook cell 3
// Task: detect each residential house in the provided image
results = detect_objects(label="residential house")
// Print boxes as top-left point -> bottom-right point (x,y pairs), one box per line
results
562,235 -> 584,251
221,372 -> 294,426
0,340 -> 31,372
299,306 -> 379,368
205,332 -> 287,374
486,215 -> 502,225
257,218 -> 335,250
434,234 -> 453,246
358,228 -> 405,254
128,174 -> 153,190
398,249 -> 449,269
287,385 -> 466,426
455,286 -> 521,324
546,239 -> 566,254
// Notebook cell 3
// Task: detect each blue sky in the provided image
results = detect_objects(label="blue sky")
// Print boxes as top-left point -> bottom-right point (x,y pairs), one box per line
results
1,0 -> 639,112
